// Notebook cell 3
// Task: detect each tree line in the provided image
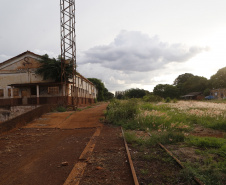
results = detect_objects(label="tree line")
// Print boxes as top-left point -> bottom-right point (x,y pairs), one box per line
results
115,66 -> 226,99
154,66 -> 226,99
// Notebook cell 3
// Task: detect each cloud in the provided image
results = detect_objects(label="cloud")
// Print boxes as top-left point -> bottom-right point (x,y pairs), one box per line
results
80,30 -> 206,72
77,62 -> 178,93
33,49 -> 58,59
0,54 -> 12,63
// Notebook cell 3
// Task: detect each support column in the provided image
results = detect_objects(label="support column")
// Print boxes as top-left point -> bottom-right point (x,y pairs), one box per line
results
36,85 -> 40,104
63,84 -> 66,96
10,87 -> 14,106
11,87 -> 14,98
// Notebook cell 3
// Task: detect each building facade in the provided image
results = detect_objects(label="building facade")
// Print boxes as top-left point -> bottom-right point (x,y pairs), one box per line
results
210,89 -> 226,99
0,51 -> 97,106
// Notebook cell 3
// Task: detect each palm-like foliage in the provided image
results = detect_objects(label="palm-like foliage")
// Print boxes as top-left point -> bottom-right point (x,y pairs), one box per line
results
36,54 -> 73,82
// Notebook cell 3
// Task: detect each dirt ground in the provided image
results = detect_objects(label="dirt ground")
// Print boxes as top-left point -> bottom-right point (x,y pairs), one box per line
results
191,124 -> 226,138
129,144 -> 192,185
0,103 -> 134,185
80,126 -> 134,185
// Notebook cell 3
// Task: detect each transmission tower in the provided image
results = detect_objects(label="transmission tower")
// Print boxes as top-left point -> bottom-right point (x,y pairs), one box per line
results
60,0 -> 76,104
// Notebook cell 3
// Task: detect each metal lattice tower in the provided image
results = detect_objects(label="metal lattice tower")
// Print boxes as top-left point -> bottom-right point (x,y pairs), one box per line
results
60,0 -> 76,96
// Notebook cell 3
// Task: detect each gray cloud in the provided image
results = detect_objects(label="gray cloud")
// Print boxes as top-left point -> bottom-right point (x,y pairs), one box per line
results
0,54 -> 12,63
80,30 -> 206,72
77,62 -> 178,93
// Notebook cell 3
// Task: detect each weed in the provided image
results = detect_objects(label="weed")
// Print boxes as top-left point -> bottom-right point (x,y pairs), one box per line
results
105,99 -> 139,126
124,132 -> 145,145
99,117 -> 105,123
56,106 -> 67,112
143,94 -> 163,102
86,106 -> 92,109
186,136 -> 226,149
140,169 -> 149,175
172,98 -> 178,103
106,99 -> 226,184
179,167 -> 195,184
165,97 -> 171,103
183,162 -> 224,185
147,131 -> 185,146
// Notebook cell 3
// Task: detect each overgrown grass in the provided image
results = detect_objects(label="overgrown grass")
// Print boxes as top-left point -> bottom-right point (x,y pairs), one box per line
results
125,131 -> 185,146
106,100 -> 226,132
183,162 -> 225,185
186,136 -> 226,149
184,136 -> 226,184
141,102 -> 226,131
105,99 -> 226,185
106,99 -> 139,129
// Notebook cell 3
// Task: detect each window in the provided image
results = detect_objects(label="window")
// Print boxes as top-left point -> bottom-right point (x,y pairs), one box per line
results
0,89 -> 4,97
48,86 -> 59,95
13,88 -> 19,97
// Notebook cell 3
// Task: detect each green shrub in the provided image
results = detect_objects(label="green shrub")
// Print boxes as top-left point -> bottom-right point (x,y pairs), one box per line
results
186,136 -> 226,149
165,97 -> 171,103
57,106 -> 67,112
105,99 -> 139,126
143,94 -> 163,102
94,98 -> 97,103
124,132 -> 145,145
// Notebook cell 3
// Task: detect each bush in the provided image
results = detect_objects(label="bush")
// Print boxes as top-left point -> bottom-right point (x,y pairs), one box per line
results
165,97 -> 171,103
143,94 -> 163,102
105,99 -> 139,126
186,136 -> 226,148
57,106 -> 67,112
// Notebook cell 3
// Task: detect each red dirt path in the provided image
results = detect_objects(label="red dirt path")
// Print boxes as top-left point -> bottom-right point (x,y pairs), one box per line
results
0,103 -> 133,185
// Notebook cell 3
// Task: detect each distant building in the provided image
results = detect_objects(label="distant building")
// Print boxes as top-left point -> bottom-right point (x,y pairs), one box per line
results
0,51 -> 97,106
181,92 -> 204,100
210,89 -> 226,99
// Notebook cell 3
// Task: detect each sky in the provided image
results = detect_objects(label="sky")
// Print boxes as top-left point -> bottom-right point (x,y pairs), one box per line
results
0,0 -> 226,93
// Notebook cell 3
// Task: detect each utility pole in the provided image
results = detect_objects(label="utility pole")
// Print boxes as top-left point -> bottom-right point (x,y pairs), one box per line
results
60,0 -> 76,107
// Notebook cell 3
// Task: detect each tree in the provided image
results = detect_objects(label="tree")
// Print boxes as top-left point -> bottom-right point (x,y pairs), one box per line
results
88,78 -> 105,101
203,88 -> 211,96
153,84 -> 179,99
173,73 -> 194,86
115,91 -> 125,99
183,76 -> 208,94
103,88 -> 114,100
87,78 -> 112,101
209,67 -> 226,89
173,73 -> 194,95
36,54 -> 73,82
124,88 -> 147,99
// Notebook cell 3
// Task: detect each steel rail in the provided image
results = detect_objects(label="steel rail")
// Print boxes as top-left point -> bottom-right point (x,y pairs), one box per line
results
121,127 -> 140,185
158,143 -> 205,185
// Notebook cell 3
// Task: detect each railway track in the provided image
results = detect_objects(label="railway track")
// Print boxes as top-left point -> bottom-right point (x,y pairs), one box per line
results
0,102 -> 205,185
63,126 -> 205,185
121,128 -> 205,185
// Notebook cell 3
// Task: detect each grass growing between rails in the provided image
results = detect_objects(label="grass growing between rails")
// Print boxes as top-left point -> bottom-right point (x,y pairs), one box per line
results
105,99 -> 226,185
